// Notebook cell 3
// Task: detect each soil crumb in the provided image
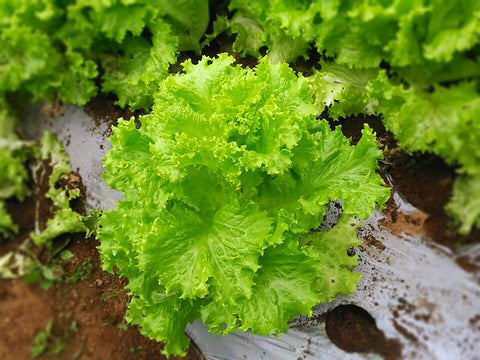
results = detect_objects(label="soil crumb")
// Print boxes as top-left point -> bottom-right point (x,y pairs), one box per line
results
41,95 -> 67,118
325,304 -> 402,360
380,197 -> 429,238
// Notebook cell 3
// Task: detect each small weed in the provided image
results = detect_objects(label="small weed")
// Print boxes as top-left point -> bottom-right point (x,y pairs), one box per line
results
70,320 -> 79,333
70,257 -> 94,284
64,257 -> 94,293
130,345 -> 142,353
118,320 -> 129,331
100,290 -> 119,302
52,338 -> 65,354
24,262 -> 63,290
31,321 -> 52,358
31,319 -> 79,357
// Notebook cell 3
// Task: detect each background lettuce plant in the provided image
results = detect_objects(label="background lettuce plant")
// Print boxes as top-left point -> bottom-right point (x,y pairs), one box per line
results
98,54 -> 390,356
0,0 -> 209,109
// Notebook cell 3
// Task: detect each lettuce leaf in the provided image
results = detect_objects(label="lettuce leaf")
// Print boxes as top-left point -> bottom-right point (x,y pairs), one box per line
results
101,21 -> 178,110
98,55 -> 389,356
446,174 -> 480,234
217,0 -> 480,233
0,101 -> 29,238
31,131 -> 88,245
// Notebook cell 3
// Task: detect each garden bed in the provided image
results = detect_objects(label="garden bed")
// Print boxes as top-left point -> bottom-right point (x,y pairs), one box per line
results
1,94 -> 478,359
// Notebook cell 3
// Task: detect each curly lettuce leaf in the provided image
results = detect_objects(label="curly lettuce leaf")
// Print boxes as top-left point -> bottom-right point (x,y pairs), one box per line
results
446,174 -> 480,234
301,215 -> 362,300
0,0 -> 209,109
0,98 -> 28,239
210,0 -> 480,81
0,145 -> 28,201
31,131 -> 87,245
101,21 -> 178,110
0,136 -> 29,239
368,72 -> 480,175
0,202 -> 16,238
156,0 -> 209,52
201,237 -> 323,336
126,279 -> 200,357
312,62 -> 379,118
140,201 -> 272,301
99,55 -> 389,356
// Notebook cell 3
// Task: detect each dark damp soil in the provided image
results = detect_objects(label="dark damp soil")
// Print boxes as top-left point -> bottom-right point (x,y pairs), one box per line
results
2,158 -> 54,257
83,94 -> 145,138
325,304 -> 402,360
334,114 -> 480,250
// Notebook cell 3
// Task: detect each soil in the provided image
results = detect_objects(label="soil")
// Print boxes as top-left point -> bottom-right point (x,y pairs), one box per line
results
0,236 -> 203,360
325,304 -> 402,360
84,94 -> 144,137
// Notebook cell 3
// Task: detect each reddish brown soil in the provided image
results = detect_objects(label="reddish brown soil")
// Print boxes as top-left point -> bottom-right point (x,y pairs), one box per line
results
335,115 -> 480,249
0,236 -> 203,360
325,304 -> 402,360
384,151 -> 480,248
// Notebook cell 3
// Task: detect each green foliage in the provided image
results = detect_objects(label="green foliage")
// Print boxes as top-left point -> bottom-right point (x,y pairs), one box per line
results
214,0 -> 480,67
31,131 -> 89,245
23,259 -> 64,290
0,0 -> 210,109
31,320 -> 52,358
0,130 -> 97,291
98,55 -> 389,356
65,257 -> 94,292
30,319 -> 77,358
0,101 -> 29,238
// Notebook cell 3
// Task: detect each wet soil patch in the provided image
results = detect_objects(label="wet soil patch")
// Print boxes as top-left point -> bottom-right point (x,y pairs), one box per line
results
385,151 -> 480,249
325,304 -> 402,359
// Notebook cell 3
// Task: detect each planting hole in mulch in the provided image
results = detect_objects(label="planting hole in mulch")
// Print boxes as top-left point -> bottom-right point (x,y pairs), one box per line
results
325,304 -> 402,360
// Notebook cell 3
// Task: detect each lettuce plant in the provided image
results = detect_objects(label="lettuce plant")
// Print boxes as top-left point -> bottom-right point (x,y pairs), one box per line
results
0,100 -> 29,238
98,54 -> 390,356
